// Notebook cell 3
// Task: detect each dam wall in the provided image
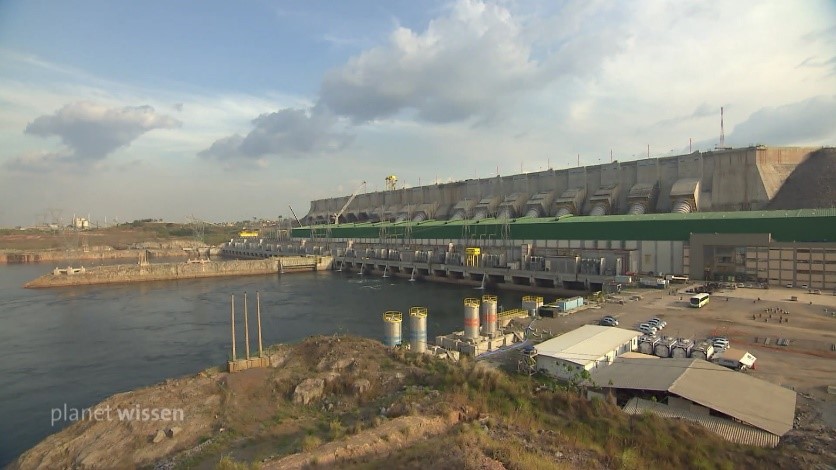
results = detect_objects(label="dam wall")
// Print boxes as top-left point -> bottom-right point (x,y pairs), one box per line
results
24,256 -> 332,288
304,146 -> 827,223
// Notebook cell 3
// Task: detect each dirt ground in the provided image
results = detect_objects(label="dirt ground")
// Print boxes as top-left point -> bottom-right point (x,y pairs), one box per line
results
518,285 -> 836,398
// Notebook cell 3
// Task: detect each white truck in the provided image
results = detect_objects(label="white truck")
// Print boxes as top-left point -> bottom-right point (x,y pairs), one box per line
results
640,277 -> 669,289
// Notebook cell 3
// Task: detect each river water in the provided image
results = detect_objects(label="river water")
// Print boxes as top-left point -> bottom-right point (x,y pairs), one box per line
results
0,262 -> 524,466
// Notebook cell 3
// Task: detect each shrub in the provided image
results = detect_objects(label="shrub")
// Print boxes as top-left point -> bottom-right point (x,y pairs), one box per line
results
300,434 -> 323,452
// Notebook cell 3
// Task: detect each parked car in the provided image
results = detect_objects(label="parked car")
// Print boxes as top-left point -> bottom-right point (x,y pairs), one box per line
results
599,316 -> 618,326
712,337 -> 730,350
639,325 -> 658,335
648,318 -> 666,329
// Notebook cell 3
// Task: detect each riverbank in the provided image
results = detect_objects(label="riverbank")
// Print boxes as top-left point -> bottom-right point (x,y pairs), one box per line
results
10,336 -> 827,469
23,256 -> 332,288
0,248 -> 196,265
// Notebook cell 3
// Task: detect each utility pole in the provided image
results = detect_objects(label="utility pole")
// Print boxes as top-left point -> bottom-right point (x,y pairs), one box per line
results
230,294 -> 236,361
244,292 -> 250,360
256,291 -> 263,357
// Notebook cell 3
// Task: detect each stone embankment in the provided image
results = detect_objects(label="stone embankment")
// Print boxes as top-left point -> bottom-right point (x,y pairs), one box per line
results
23,256 -> 332,288
0,248 -> 187,264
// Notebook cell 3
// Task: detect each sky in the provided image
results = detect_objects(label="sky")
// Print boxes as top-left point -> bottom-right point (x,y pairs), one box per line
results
0,0 -> 834,227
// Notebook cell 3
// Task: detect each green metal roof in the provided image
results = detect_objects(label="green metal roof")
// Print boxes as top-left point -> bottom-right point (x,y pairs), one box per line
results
293,209 -> 836,243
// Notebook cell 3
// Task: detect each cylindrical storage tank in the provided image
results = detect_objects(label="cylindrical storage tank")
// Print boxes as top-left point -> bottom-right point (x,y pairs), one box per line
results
463,298 -> 481,340
481,295 -> 498,336
472,209 -> 488,220
412,213 -> 426,222
521,295 -> 544,313
382,311 -> 403,347
409,307 -> 428,353
638,336 -> 658,355
555,207 -> 572,217
671,339 -> 693,359
690,341 -> 714,360
654,337 -> 677,358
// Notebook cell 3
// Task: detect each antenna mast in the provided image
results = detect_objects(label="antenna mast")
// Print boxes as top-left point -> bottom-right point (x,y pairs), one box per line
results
720,106 -> 725,149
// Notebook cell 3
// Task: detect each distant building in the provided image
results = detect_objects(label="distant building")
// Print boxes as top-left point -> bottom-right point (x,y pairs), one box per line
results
533,325 -> 639,380
585,357 -> 796,447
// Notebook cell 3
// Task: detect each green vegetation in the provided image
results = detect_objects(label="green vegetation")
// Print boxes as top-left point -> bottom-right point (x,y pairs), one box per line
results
152,337 -> 802,469
215,455 -> 262,470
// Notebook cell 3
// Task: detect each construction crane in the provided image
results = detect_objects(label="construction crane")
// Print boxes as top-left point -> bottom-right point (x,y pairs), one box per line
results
288,205 -> 303,228
332,181 -> 367,225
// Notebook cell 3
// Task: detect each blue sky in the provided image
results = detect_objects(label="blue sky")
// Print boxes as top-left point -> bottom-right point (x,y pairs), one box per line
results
1,0 -> 834,227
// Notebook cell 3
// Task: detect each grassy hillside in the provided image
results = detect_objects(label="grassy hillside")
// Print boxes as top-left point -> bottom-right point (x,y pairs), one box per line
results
19,336 -> 811,469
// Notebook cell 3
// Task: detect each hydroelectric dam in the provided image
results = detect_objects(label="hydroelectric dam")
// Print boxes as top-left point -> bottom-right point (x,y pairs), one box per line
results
223,146 -> 836,292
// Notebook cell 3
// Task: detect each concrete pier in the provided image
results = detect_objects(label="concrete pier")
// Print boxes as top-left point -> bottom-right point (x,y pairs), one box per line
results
24,256 -> 332,288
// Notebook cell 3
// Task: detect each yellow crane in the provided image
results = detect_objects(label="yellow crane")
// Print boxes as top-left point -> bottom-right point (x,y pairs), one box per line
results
385,175 -> 398,191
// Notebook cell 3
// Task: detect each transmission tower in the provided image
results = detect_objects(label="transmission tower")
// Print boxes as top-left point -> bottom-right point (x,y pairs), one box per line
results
185,215 -> 206,244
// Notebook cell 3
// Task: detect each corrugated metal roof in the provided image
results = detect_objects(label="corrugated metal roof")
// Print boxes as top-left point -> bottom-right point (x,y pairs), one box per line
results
623,398 -> 780,448
670,362 -> 796,437
535,325 -> 639,366
618,352 -> 659,359
587,358 -> 796,437
585,358 -> 694,391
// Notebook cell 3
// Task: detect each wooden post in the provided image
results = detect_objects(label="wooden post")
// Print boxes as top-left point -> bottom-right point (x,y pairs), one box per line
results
230,294 -> 236,361
244,292 -> 250,360
257,291 -> 263,357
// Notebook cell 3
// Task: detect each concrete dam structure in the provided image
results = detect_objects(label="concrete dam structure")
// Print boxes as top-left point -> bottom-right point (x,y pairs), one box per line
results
304,146 -> 833,224
229,145 -> 834,292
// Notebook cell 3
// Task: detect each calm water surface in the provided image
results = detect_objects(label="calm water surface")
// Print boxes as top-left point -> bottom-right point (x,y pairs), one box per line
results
0,262 -> 523,465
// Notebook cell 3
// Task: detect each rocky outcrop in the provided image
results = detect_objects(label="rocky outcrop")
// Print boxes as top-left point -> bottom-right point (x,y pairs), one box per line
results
292,378 -> 325,405
352,379 -> 371,396
317,356 -> 355,372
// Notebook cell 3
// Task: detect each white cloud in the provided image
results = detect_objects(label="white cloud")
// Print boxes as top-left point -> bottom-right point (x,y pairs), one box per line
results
319,0 -> 543,123
2,0 -> 835,226
199,107 -> 353,161
724,95 -> 836,147
19,101 -> 180,165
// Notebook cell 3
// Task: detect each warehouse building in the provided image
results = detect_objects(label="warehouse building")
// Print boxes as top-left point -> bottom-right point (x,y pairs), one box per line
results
584,358 -> 796,447
533,325 -> 639,380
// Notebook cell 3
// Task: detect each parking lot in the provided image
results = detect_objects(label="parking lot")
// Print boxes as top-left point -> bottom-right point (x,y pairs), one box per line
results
523,284 -> 836,398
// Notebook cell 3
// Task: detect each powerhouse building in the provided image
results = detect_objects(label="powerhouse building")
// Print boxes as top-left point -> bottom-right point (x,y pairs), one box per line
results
224,146 -> 836,290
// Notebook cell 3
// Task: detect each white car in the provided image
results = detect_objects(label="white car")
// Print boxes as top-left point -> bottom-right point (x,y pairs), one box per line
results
712,337 -> 730,349
648,318 -> 666,329
639,325 -> 658,335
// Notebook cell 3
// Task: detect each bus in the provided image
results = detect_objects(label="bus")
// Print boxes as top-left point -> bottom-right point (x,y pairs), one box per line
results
690,293 -> 710,308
